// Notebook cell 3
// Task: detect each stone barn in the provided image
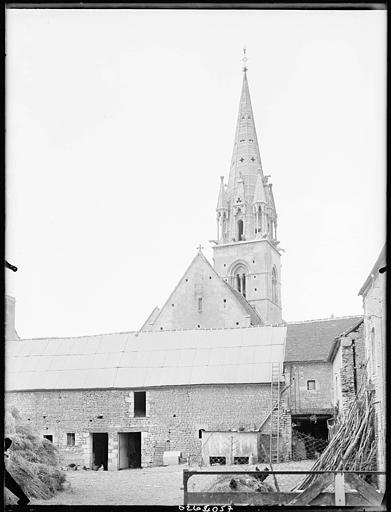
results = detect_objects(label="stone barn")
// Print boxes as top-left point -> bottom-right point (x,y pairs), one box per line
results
6,325 -> 292,470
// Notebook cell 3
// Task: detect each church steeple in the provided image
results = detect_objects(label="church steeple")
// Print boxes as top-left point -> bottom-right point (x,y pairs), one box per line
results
212,53 -> 282,325
216,52 -> 277,245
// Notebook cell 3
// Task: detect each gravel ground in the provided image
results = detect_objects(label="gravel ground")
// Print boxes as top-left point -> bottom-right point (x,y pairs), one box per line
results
30,460 -> 315,506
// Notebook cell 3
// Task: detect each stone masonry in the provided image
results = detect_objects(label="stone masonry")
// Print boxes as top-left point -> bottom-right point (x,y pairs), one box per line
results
6,383 -> 291,470
339,322 -> 366,412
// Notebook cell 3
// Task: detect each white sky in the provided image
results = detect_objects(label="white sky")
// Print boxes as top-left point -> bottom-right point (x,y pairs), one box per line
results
6,9 -> 386,339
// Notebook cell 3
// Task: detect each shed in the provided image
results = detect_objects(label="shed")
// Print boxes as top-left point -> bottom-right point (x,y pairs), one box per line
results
201,430 -> 262,466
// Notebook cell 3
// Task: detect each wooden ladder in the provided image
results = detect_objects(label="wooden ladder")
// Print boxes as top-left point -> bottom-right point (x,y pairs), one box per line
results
270,362 -> 281,464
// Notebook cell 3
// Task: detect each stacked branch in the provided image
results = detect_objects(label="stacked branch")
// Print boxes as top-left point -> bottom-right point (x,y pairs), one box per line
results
297,385 -> 377,490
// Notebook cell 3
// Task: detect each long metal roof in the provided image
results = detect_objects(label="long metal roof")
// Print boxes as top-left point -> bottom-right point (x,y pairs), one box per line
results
6,326 -> 286,391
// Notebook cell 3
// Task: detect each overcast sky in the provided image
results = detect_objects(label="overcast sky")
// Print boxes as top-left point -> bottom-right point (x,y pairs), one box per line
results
6,8 -> 386,339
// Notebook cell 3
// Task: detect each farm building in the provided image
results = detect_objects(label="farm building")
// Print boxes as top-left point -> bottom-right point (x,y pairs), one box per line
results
4,61 -> 373,472
6,326 -> 290,470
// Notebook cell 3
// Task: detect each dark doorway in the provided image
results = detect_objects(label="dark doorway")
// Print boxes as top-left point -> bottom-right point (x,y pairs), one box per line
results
291,416 -> 330,460
92,433 -> 108,470
118,432 -> 141,470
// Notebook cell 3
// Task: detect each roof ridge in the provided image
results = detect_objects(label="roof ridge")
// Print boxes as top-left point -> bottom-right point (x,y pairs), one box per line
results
16,330 -> 138,342
287,314 -> 362,325
11,324 -> 288,343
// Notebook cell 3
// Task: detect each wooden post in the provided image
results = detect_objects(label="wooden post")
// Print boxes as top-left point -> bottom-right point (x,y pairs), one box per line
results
334,472 -> 345,506
183,470 -> 190,505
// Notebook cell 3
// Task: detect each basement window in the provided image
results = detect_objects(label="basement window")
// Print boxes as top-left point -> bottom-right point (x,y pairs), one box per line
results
210,456 -> 226,465
43,435 -> 53,442
66,433 -> 75,446
307,380 -> 316,390
234,456 -> 249,465
134,391 -> 146,417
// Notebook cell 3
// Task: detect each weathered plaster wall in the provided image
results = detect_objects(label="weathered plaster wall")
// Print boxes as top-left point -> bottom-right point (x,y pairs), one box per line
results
362,267 -> 386,474
285,362 -> 334,414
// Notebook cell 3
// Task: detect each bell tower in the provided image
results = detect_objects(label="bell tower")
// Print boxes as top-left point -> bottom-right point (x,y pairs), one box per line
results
212,52 -> 282,324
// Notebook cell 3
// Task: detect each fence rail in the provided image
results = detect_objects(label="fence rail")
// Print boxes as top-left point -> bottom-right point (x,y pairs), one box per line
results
183,470 -> 386,507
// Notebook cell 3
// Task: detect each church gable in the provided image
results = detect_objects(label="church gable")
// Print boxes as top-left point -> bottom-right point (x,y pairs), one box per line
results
142,250 -> 262,332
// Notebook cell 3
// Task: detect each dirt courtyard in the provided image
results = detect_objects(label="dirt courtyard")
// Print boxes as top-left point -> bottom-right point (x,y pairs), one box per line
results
30,460 -> 314,506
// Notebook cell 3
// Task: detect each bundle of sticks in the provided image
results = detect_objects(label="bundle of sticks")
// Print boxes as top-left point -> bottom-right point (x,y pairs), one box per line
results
298,384 -> 377,490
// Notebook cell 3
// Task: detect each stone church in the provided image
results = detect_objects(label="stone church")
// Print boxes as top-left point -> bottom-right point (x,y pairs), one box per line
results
5,61 -> 360,471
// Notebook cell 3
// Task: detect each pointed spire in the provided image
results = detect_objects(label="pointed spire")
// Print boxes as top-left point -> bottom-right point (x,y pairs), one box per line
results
216,176 -> 228,211
227,54 -> 263,207
253,169 -> 267,205
242,47 -> 248,73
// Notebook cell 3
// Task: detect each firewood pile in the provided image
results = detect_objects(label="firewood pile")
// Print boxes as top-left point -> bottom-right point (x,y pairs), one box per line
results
298,385 -> 377,490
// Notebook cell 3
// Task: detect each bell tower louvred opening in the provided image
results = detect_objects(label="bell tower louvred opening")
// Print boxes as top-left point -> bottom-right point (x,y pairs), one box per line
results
212,51 -> 283,325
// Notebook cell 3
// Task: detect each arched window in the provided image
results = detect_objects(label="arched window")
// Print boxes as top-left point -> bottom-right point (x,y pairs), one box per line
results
272,267 -> 278,304
231,263 -> 248,298
237,219 -> 244,241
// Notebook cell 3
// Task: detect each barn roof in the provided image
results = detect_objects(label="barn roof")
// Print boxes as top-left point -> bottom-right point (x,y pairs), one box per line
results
284,316 -> 362,363
6,326 -> 286,391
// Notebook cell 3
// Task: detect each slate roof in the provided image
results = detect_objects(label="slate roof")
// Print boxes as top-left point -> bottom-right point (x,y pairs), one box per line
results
6,325 -> 286,392
327,318 -> 364,362
284,316 -> 363,363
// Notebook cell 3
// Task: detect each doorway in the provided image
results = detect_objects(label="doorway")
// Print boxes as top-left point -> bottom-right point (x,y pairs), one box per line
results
91,433 -> 108,470
118,432 -> 141,469
291,416 -> 330,460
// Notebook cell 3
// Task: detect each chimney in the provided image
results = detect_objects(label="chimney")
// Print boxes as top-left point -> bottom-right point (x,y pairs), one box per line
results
5,295 -> 19,340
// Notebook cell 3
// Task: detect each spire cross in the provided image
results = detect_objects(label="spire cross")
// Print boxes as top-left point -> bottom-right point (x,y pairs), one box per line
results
196,244 -> 204,252
242,47 -> 248,72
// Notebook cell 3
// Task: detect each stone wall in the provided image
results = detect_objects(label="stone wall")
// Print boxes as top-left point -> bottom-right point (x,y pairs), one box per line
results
285,362 -> 334,414
213,239 -> 282,325
361,257 -> 386,477
339,322 -> 366,413
143,253 -> 255,331
6,383 -> 291,470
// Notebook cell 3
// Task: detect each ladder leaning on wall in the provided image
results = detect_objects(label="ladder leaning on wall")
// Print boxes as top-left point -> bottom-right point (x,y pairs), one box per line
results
269,362 -> 281,464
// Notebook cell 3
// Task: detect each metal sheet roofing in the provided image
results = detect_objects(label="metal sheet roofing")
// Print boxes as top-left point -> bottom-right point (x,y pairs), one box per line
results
6,326 -> 286,391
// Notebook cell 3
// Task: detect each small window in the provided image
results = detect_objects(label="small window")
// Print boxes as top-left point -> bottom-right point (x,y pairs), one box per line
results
43,435 -> 53,442
198,297 -> 203,312
234,456 -> 249,465
66,433 -> 75,446
307,380 -> 316,390
210,456 -> 226,465
134,391 -> 146,417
